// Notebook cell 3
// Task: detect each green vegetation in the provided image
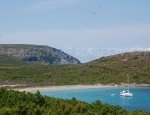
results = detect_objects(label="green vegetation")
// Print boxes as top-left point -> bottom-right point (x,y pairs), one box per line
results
0,88 -> 149,115
0,50 -> 150,114
0,51 -> 150,86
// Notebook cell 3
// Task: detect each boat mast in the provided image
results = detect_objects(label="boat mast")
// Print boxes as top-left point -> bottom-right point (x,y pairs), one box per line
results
127,74 -> 129,91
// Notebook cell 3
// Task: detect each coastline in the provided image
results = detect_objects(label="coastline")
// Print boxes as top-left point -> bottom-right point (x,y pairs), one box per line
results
0,83 -> 150,92
15,83 -> 150,92
16,84 -> 115,92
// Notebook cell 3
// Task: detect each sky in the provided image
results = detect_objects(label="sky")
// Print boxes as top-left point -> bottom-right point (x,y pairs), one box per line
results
0,0 -> 150,62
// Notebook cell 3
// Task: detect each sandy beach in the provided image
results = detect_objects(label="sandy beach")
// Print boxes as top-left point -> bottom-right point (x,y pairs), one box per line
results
16,84 -> 116,92
1,83 -> 149,92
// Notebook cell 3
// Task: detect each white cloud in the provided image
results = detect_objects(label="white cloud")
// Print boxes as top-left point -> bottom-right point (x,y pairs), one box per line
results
1,24 -> 150,46
23,0 -> 80,13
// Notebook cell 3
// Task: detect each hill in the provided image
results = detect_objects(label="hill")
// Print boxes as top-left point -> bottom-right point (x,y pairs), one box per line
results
86,51 -> 150,85
0,44 -> 80,65
0,49 -> 150,87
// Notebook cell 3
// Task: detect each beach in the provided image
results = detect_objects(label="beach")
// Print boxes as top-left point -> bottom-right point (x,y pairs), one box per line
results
0,83 -> 149,92
16,84 -> 116,92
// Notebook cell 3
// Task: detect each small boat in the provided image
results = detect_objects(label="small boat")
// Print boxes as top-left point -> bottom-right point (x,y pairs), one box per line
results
120,90 -> 133,97
120,74 -> 133,97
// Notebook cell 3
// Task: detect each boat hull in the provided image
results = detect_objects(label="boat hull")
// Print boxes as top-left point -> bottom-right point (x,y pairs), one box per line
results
120,92 -> 133,97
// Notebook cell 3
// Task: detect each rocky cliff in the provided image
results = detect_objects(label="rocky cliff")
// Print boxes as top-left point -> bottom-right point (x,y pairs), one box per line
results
0,44 -> 80,65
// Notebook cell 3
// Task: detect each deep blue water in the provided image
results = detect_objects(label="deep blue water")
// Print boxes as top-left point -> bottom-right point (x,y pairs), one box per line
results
40,87 -> 150,112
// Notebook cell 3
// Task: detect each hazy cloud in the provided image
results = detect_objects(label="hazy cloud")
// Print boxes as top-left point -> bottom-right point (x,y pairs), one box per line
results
1,24 -> 150,45
1,24 -> 150,62
62,47 -> 150,62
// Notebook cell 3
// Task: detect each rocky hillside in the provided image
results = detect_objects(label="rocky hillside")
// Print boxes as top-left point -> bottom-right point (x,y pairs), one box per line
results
0,44 -> 80,65
0,51 -> 150,86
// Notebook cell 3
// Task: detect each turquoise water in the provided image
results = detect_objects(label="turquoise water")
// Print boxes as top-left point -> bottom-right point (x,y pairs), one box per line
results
40,87 -> 150,112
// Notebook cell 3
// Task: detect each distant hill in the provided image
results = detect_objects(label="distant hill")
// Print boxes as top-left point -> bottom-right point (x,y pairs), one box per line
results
85,51 -> 150,85
0,50 -> 150,87
0,44 -> 80,65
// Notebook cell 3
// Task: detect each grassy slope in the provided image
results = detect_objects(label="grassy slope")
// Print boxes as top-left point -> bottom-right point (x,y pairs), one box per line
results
0,51 -> 150,86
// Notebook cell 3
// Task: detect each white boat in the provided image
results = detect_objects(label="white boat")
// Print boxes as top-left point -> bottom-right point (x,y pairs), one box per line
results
120,74 -> 133,97
120,90 -> 133,97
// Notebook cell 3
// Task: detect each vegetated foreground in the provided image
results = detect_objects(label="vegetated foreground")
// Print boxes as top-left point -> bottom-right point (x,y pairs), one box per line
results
0,88 -> 148,115
0,51 -> 150,87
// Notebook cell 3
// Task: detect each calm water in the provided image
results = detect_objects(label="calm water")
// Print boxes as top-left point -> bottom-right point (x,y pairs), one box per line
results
40,87 -> 150,112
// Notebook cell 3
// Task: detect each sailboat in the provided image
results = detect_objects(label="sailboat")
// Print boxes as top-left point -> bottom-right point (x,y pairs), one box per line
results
120,74 -> 133,97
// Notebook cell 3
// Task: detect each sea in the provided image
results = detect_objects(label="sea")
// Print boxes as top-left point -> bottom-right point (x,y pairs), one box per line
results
40,87 -> 150,112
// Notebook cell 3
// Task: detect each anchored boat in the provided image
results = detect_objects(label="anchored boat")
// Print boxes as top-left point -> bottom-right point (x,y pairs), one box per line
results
120,74 -> 133,97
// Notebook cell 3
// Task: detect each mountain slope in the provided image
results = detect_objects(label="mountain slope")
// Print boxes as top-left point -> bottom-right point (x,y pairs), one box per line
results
0,44 -> 80,65
0,50 -> 150,87
85,51 -> 150,84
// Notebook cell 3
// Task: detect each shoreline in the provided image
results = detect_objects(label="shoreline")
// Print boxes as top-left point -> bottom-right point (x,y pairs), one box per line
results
15,84 -> 150,92
0,83 -> 150,92
16,85 -> 115,92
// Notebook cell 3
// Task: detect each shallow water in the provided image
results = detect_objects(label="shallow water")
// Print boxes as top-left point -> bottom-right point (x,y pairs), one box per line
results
40,87 -> 150,112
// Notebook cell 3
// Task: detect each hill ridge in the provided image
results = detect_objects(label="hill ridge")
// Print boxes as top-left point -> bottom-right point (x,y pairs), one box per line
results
0,49 -> 150,86
0,44 -> 80,65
